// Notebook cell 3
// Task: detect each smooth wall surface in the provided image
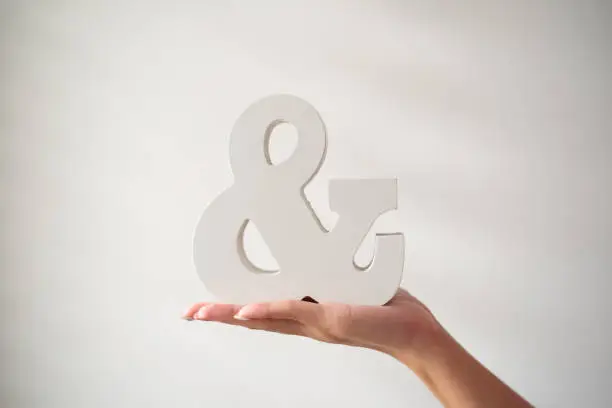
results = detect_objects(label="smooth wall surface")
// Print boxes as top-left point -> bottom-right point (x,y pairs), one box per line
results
1,1 -> 611,407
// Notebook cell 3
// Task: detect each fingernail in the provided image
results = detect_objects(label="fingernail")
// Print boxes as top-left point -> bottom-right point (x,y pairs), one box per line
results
196,305 -> 212,320
182,307 -> 195,319
182,315 -> 194,321
234,305 -> 260,320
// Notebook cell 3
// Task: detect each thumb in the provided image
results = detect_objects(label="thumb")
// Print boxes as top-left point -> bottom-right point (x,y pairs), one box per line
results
235,300 -> 320,324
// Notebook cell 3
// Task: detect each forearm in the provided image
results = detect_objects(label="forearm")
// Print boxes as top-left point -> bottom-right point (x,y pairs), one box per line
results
391,328 -> 532,408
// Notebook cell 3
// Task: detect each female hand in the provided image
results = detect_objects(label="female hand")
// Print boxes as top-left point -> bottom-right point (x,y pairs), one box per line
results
183,290 -> 533,407
182,289 -> 443,364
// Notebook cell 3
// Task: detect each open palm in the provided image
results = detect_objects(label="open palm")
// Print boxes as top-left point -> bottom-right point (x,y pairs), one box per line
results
183,288 -> 440,358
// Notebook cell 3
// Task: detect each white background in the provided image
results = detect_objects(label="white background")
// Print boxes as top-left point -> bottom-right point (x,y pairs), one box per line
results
1,1 -> 611,407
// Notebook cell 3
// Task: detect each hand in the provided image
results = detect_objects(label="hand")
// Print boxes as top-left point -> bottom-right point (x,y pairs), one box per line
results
182,289 -> 444,363
183,290 -> 534,407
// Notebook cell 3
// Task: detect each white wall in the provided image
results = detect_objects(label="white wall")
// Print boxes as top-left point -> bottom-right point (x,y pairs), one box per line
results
1,1 -> 611,407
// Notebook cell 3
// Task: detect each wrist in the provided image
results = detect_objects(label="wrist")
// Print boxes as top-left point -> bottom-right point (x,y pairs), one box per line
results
388,324 -> 534,408
386,321 -> 457,375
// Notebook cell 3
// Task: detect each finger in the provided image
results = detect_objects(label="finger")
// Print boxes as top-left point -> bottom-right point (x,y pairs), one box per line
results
193,304 -> 241,321
234,299 -> 320,324
192,306 -> 305,336
182,302 -> 212,320
231,319 -> 304,337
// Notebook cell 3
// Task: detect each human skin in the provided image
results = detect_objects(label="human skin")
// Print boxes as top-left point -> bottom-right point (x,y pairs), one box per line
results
182,289 -> 533,408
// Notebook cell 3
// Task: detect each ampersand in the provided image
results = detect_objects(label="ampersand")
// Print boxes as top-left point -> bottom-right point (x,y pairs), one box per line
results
193,94 -> 404,305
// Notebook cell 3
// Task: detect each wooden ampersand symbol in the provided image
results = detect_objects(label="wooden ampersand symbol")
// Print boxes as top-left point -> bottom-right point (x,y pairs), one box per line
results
193,94 -> 404,305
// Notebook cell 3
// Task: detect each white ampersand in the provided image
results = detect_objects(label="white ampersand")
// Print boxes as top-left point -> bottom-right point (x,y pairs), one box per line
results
193,94 -> 404,306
